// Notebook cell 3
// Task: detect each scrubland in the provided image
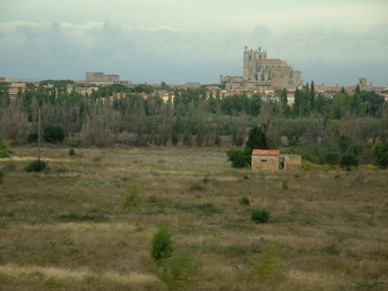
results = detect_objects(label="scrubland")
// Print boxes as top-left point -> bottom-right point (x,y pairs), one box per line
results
0,147 -> 387,290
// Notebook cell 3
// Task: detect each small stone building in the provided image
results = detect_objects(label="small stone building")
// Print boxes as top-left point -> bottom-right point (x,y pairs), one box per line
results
251,149 -> 301,171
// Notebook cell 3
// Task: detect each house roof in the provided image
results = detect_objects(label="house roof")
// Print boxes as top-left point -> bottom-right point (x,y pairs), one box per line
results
252,149 -> 280,156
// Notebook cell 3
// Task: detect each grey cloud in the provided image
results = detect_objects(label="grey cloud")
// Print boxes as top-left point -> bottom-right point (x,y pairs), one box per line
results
0,20 -> 386,85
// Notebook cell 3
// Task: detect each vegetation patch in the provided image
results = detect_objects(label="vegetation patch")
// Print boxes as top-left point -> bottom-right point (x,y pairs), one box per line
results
251,209 -> 270,223
58,213 -> 109,223
174,202 -> 222,216
24,159 -> 48,172
239,196 -> 250,206
151,226 -> 173,264
0,139 -> 11,158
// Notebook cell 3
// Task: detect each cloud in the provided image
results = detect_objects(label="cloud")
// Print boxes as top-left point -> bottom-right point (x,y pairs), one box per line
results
0,18 -> 387,85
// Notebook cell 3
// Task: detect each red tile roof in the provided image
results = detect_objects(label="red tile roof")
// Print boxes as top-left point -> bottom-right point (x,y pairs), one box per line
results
252,149 -> 280,156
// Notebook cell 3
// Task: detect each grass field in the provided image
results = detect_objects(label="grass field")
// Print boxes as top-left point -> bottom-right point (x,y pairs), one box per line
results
0,147 -> 387,290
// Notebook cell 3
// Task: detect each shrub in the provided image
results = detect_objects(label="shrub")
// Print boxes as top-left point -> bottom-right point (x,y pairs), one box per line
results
189,183 -> 204,191
239,196 -> 250,206
0,171 -> 4,185
68,148 -> 76,156
285,146 -> 319,164
226,149 -> 249,168
121,180 -> 141,209
157,252 -> 199,290
337,135 -> 352,153
27,133 -> 38,143
25,159 -> 47,172
151,226 -> 173,264
340,154 -> 358,171
251,209 -> 270,223
0,139 -> 11,158
322,150 -> 342,165
373,142 -> 388,169
43,125 -> 65,143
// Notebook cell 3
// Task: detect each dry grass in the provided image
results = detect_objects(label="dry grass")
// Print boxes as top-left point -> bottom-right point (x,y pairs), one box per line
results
0,146 -> 387,290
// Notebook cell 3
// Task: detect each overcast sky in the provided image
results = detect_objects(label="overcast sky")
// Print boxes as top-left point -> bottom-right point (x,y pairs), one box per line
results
1,0 -> 387,86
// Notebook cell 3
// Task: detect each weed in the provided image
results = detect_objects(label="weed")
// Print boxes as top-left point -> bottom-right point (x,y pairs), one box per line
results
323,244 -> 341,255
53,166 -> 68,173
190,183 -> 204,191
121,180 -> 141,209
157,252 -> 199,290
68,148 -> 76,156
202,173 -> 210,183
151,226 -> 173,264
251,209 -> 270,223
239,196 -> 250,206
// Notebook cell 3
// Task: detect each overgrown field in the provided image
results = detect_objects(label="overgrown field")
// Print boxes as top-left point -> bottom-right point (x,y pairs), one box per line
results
0,147 -> 387,290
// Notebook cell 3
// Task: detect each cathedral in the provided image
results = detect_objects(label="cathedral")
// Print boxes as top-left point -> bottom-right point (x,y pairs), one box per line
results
220,46 -> 302,91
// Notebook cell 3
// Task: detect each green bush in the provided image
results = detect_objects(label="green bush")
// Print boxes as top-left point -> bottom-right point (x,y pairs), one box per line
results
151,226 -> 173,264
43,125 -> 65,143
340,154 -> 358,171
157,252 -> 199,290
121,180 -> 141,209
373,142 -> 388,168
226,149 -> 249,168
251,209 -> 270,223
322,150 -> 342,165
239,196 -> 250,206
68,148 -> 76,156
0,171 -> 4,185
285,146 -> 319,164
25,159 -> 47,172
0,139 -> 11,158
27,133 -> 38,143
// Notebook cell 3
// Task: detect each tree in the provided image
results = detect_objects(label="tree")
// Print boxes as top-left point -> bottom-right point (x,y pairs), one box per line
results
227,123 -> 270,168
340,154 -> 358,171
43,125 -> 65,143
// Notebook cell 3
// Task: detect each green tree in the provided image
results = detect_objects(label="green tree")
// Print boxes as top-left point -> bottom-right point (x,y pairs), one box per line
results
43,125 -> 65,143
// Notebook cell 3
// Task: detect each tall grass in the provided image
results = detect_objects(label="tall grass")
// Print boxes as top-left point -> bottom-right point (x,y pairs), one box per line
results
0,147 -> 387,290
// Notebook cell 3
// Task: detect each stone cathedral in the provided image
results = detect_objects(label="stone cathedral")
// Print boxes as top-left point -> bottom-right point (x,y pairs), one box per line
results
220,46 -> 302,91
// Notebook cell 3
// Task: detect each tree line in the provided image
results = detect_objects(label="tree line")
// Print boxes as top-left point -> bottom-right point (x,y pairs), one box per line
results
0,80 -> 387,166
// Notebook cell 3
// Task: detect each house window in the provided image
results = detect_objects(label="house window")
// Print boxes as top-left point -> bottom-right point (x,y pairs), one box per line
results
261,159 -> 267,163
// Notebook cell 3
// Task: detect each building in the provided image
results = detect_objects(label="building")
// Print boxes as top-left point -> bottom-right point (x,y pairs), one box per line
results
221,46 -> 302,91
85,72 -> 119,83
251,149 -> 301,171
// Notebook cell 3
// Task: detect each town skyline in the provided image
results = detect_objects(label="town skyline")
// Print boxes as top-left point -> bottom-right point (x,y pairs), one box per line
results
1,0 -> 387,86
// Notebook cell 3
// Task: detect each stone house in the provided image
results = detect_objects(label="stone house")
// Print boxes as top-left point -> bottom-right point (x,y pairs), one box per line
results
251,149 -> 301,171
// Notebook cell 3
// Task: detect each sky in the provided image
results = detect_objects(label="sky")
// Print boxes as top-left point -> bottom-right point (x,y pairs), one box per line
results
1,0 -> 387,86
